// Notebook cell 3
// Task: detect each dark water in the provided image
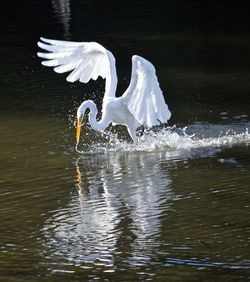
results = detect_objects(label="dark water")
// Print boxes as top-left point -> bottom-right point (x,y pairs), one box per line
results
0,1 -> 250,281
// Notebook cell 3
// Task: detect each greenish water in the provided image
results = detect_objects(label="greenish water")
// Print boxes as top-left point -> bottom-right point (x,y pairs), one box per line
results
0,1 -> 250,281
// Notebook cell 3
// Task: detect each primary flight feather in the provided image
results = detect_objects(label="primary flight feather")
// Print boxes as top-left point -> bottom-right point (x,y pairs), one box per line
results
37,37 -> 171,144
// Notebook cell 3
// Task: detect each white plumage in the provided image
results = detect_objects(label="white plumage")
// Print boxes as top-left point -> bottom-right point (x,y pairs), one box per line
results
37,37 -> 171,144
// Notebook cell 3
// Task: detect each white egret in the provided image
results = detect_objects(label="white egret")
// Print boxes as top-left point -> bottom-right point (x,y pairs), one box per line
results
37,37 -> 171,144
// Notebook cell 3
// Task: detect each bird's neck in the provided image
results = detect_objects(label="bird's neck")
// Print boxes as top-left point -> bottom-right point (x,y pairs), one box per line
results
83,100 -> 110,132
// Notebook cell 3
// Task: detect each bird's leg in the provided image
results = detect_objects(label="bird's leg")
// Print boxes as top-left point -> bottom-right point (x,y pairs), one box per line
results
127,126 -> 138,143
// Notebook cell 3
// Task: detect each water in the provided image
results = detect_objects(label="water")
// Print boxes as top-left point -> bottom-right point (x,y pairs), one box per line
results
1,1 -> 250,281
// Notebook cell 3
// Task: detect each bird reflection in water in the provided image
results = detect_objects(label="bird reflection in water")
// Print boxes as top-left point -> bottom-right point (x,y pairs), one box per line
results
51,0 -> 71,39
43,152 -> 175,267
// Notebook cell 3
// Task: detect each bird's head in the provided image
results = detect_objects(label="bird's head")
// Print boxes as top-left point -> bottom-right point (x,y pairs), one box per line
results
76,100 -> 97,145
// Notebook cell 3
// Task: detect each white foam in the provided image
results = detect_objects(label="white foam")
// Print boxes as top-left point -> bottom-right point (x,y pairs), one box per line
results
76,123 -> 250,154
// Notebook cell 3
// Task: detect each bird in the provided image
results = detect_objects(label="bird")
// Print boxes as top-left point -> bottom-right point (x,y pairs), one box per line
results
37,37 -> 171,144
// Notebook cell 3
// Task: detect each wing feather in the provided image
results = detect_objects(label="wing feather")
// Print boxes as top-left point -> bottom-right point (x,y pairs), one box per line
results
37,37 -> 115,97
53,63 -> 76,74
125,56 -> 171,128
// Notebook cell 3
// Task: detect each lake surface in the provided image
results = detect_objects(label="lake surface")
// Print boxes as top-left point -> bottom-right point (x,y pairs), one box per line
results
0,1 -> 250,281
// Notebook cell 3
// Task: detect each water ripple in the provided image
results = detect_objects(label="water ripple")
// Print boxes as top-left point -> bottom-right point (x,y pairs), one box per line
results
164,257 -> 250,270
42,152 -> 174,267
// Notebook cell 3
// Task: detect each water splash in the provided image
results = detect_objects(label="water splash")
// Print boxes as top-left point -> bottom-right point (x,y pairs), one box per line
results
76,123 -> 250,154
164,257 -> 250,270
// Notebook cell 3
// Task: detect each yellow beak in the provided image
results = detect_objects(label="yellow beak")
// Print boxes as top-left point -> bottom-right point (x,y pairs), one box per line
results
76,117 -> 83,145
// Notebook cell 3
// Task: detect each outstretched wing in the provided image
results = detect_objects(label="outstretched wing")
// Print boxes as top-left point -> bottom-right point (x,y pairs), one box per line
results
37,37 -> 117,98
124,55 -> 171,128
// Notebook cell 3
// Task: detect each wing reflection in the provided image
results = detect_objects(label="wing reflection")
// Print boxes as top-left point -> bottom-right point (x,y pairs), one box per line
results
51,0 -> 71,39
43,152 -> 174,267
